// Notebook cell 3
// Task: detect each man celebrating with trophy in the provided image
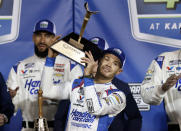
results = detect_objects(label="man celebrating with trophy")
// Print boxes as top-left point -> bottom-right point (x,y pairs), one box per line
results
40,3 -> 126,130
41,48 -> 126,131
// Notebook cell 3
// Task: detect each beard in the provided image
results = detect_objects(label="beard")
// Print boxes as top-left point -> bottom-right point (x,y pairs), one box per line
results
34,45 -> 48,58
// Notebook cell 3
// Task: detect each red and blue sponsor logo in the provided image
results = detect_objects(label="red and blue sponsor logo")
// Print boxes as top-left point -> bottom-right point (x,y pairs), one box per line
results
167,66 -> 174,70
21,70 -> 28,74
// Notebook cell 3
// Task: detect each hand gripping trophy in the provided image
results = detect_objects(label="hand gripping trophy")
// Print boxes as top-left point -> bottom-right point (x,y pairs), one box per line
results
51,2 -> 99,66
34,88 -> 49,131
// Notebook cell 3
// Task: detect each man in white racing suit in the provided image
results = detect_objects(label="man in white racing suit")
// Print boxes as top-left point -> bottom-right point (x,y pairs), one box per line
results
41,48 -> 126,131
7,19 -> 83,131
141,49 -> 181,130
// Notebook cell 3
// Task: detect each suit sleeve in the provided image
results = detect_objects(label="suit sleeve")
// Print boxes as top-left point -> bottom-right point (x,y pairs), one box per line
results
141,57 -> 166,105
83,78 -> 126,116
109,77 -> 142,131
124,93 -> 142,131
54,100 -> 70,131
0,72 -> 14,123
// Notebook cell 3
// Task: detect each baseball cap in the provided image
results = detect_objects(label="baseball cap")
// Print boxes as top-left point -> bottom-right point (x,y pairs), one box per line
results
33,19 -> 56,35
103,48 -> 126,67
89,37 -> 109,50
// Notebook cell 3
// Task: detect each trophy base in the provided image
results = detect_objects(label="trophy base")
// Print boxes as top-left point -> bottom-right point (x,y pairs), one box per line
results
34,118 -> 49,131
69,38 -> 84,50
51,32 -> 103,65
51,40 -> 85,66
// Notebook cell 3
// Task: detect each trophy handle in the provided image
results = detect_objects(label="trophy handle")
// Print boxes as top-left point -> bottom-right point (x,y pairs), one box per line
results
38,89 -> 43,118
77,2 -> 98,44
34,89 -> 49,131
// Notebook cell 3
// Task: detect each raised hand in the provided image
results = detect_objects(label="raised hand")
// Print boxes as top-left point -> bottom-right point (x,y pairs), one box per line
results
162,74 -> 181,91
81,51 -> 98,77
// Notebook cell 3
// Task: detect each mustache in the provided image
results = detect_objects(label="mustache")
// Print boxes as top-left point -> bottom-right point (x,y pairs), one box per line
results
38,43 -> 47,46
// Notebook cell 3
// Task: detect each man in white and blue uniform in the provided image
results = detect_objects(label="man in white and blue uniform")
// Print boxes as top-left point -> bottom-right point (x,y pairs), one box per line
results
41,47 -> 126,131
141,49 -> 181,130
54,37 -> 142,131
7,19 -> 83,131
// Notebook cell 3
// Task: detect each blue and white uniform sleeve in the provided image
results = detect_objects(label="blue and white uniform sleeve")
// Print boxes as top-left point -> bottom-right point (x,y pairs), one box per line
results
69,61 -> 83,80
41,57 -> 72,100
7,65 -> 19,90
141,57 -> 166,105
7,64 -> 20,112
83,78 -> 126,116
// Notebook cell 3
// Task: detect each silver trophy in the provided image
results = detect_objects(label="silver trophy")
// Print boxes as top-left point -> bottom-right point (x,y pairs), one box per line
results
51,2 -> 98,66
34,89 -> 49,131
